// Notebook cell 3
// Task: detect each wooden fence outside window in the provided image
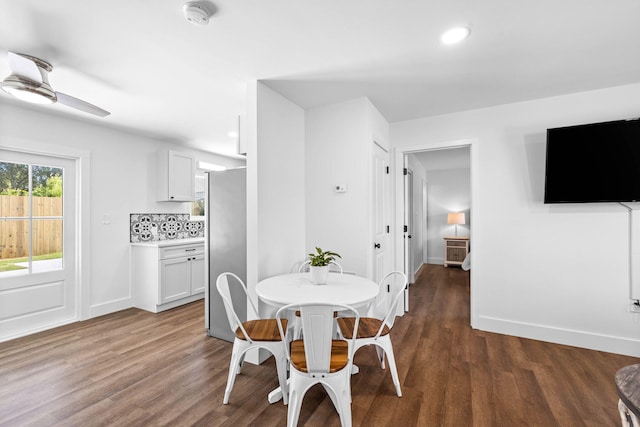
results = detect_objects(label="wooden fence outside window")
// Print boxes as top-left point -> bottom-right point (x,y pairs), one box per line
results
0,195 -> 63,259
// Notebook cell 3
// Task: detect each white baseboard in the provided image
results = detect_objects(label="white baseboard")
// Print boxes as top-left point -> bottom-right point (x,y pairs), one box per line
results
245,348 -> 272,365
88,297 -> 133,319
427,257 -> 444,265
414,263 -> 428,282
474,315 -> 640,358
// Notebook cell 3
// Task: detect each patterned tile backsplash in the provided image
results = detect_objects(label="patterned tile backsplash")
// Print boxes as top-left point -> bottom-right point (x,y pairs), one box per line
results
130,213 -> 204,242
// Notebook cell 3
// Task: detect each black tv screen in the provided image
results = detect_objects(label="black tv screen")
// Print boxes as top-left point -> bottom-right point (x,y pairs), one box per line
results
544,118 -> 640,203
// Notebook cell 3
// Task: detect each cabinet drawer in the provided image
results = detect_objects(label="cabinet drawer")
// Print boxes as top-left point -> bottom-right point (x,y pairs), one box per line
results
160,244 -> 204,260
446,248 -> 467,262
447,241 -> 467,247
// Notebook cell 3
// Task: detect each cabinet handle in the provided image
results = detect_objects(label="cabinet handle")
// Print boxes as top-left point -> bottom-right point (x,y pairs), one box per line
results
185,248 -> 196,252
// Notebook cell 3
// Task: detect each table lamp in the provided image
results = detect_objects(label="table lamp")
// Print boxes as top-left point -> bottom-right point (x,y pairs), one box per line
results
447,212 -> 465,236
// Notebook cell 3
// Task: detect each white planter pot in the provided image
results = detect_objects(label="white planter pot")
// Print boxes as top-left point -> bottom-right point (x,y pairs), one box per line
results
309,265 -> 329,285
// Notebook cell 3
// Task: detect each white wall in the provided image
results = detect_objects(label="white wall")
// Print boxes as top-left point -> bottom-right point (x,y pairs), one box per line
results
426,168 -> 471,264
246,81 -> 306,291
243,82 -> 306,364
390,82 -> 640,357
305,98 -> 389,277
0,100 -> 244,322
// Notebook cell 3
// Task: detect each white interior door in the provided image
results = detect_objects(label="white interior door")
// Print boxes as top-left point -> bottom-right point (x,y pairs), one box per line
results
372,142 -> 390,284
0,150 -> 77,341
404,168 -> 415,283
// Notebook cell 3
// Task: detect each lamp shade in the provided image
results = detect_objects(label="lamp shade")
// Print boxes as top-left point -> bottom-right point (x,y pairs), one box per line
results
447,212 -> 465,225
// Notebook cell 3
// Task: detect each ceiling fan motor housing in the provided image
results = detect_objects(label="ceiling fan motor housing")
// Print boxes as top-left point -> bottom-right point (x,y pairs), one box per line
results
1,74 -> 57,103
1,54 -> 57,103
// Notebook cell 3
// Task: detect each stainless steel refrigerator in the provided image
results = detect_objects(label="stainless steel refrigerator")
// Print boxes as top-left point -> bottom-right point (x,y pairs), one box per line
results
205,167 -> 247,342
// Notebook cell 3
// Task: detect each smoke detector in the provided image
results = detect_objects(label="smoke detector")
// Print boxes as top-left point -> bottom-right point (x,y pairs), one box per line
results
183,2 -> 214,25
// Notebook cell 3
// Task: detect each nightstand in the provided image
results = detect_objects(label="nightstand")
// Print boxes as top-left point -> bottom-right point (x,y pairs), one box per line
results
443,236 -> 470,268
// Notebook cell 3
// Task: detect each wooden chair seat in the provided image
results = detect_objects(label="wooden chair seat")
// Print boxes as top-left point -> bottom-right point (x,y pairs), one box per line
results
290,339 -> 349,373
235,318 -> 288,341
337,317 -> 390,339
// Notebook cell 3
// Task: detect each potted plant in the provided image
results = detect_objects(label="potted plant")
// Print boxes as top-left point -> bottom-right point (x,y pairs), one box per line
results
307,247 -> 341,285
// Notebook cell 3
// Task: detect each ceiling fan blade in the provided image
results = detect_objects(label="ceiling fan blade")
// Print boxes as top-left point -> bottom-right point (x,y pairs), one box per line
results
56,91 -> 110,117
7,51 -> 42,83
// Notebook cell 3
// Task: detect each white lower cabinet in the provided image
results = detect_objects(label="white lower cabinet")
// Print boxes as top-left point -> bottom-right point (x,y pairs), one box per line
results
189,254 -> 205,294
131,240 -> 205,313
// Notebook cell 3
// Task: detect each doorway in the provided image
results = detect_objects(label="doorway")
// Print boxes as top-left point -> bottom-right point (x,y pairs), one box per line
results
408,147 -> 470,266
0,149 -> 80,341
394,139 -> 476,324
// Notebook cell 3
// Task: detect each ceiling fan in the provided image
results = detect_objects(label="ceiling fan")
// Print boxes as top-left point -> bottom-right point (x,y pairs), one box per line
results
0,51 -> 110,117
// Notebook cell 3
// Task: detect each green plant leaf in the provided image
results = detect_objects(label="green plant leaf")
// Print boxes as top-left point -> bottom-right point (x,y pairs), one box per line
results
306,247 -> 341,267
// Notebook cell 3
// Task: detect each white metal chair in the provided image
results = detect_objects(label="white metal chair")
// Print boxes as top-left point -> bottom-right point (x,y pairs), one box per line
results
277,302 -> 359,427
619,399 -> 640,427
298,259 -> 343,274
336,271 -> 407,397
216,272 -> 289,405
292,260 -> 344,339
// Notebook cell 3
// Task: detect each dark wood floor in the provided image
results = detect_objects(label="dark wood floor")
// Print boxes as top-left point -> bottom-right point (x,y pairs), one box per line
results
1,265 -> 638,426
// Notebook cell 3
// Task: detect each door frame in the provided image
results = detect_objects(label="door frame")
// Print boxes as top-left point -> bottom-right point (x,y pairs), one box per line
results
393,138 -> 478,327
2,136 -> 91,334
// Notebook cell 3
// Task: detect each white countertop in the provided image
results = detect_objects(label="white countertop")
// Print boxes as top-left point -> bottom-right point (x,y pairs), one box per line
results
130,238 -> 204,247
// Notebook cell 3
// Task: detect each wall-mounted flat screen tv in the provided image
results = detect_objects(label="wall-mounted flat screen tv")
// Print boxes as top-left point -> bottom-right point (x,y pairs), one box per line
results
544,118 -> 640,203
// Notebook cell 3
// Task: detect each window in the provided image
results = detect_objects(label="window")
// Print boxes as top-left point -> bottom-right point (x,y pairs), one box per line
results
191,172 -> 205,218
0,161 -> 64,275
192,162 -> 227,219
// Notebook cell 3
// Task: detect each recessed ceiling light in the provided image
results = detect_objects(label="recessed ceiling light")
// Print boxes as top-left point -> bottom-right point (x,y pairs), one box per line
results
441,26 -> 470,45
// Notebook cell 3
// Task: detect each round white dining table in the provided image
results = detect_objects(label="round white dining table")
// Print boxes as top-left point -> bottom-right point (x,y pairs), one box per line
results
255,272 -> 379,404
256,272 -> 379,309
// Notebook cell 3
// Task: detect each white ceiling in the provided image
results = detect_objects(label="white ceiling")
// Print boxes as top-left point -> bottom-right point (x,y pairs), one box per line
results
1,0 -> 639,157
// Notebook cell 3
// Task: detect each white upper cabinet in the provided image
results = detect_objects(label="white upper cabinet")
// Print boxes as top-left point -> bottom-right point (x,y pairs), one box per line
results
157,150 -> 195,202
